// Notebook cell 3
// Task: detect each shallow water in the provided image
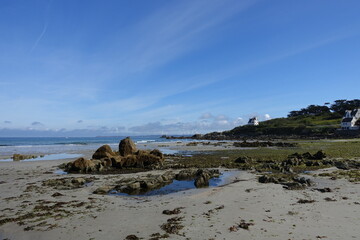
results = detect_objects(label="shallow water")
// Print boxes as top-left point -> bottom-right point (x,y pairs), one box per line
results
111,170 -> 240,197
0,153 -> 82,162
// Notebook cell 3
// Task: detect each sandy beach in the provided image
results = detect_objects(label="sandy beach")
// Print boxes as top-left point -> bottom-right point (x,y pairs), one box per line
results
0,141 -> 359,240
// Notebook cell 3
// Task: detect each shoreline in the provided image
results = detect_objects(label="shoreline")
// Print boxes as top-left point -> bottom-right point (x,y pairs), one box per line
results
0,139 -> 359,239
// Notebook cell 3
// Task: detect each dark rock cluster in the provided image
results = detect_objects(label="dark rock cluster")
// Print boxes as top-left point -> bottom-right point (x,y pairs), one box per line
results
233,141 -> 297,148
93,168 -> 221,195
65,137 -> 164,173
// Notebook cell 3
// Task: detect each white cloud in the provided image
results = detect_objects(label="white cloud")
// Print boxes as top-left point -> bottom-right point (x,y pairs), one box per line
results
264,114 -> 271,120
200,112 -> 214,119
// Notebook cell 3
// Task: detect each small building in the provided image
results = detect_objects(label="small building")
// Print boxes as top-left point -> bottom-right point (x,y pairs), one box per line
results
341,109 -> 360,130
247,117 -> 259,126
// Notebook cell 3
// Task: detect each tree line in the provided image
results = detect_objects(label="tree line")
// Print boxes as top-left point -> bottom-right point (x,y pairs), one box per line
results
288,99 -> 360,117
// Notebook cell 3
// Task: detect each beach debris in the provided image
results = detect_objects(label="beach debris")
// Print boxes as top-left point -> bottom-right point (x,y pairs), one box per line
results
315,188 -> 332,193
297,199 -> 315,204
324,197 -> 337,202
149,232 -> 170,240
160,216 -> 184,234
42,177 -> 95,190
162,207 -> 184,215
229,220 -> 254,231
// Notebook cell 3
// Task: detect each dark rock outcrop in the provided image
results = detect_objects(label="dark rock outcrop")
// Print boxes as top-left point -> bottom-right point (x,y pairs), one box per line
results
66,158 -> 97,173
12,154 -> 40,161
119,137 -> 137,156
92,145 -> 116,159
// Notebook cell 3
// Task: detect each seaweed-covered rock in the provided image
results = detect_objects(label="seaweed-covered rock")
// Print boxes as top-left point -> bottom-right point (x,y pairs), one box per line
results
135,150 -> 163,168
150,149 -> 164,160
92,145 -> 116,159
175,169 -> 198,180
12,154 -> 39,161
258,175 -> 279,184
93,186 -> 112,195
312,150 -> 326,160
194,169 -> 211,188
66,157 -> 97,173
119,137 -> 137,156
234,156 -> 253,164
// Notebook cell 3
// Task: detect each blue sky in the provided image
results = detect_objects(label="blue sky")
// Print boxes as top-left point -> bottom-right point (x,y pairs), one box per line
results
0,0 -> 359,136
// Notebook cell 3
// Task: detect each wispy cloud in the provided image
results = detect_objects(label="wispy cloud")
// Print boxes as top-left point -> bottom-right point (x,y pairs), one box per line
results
31,121 -> 44,126
30,23 -> 48,53
115,0 -> 257,74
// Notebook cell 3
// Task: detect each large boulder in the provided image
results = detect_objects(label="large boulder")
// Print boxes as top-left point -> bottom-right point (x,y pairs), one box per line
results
66,157 -> 97,173
119,137 -> 137,156
194,169 -> 211,188
92,145 -> 116,159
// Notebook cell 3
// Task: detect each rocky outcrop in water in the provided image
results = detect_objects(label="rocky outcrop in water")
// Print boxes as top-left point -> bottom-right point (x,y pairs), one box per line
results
65,137 -> 164,173
92,168 -> 222,195
12,154 -> 42,161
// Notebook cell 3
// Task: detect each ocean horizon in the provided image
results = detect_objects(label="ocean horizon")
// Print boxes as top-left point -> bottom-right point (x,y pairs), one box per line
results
0,136 -> 188,159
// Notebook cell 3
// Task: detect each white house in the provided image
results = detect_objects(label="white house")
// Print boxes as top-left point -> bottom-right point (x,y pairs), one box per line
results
247,117 -> 259,126
341,109 -> 360,130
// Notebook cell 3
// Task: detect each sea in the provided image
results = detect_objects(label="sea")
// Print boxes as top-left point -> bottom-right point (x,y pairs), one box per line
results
0,136 -> 186,161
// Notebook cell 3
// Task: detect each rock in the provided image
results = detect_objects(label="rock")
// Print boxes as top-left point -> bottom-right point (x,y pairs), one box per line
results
119,137 -> 137,156
102,158 -> 113,168
121,155 -> 138,167
282,182 -> 305,190
92,145 -> 116,159
125,235 -> 139,240
12,154 -> 38,161
66,158 -> 97,173
194,169 -> 211,188
122,182 -> 141,194
335,161 -> 350,170
93,186 -> 112,195
150,149 -> 164,160
175,169 -> 197,180
258,175 -> 279,184
135,150 -> 163,168
111,156 -> 124,168
313,150 -> 326,160
72,177 -> 86,185
234,156 -> 252,164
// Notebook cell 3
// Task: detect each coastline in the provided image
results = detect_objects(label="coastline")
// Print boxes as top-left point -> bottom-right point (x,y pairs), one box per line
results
0,140 -> 359,239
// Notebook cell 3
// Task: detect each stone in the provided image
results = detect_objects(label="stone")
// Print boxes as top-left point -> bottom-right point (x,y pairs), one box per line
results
12,154 -> 38,161
119,137 -> 137,156
234,156 -> 252,164
92,145 -> 116,159
67,158 -> 97,173
135,150 -> 163,168
93,186 -> 112,195
150,149 -> 164,160
175,169 -> 197,180
312,150 -> 326,160
194,169 -> 211,188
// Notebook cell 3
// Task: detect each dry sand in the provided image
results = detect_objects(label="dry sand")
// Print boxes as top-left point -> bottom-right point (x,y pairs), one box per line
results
0,144 -> 359,240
